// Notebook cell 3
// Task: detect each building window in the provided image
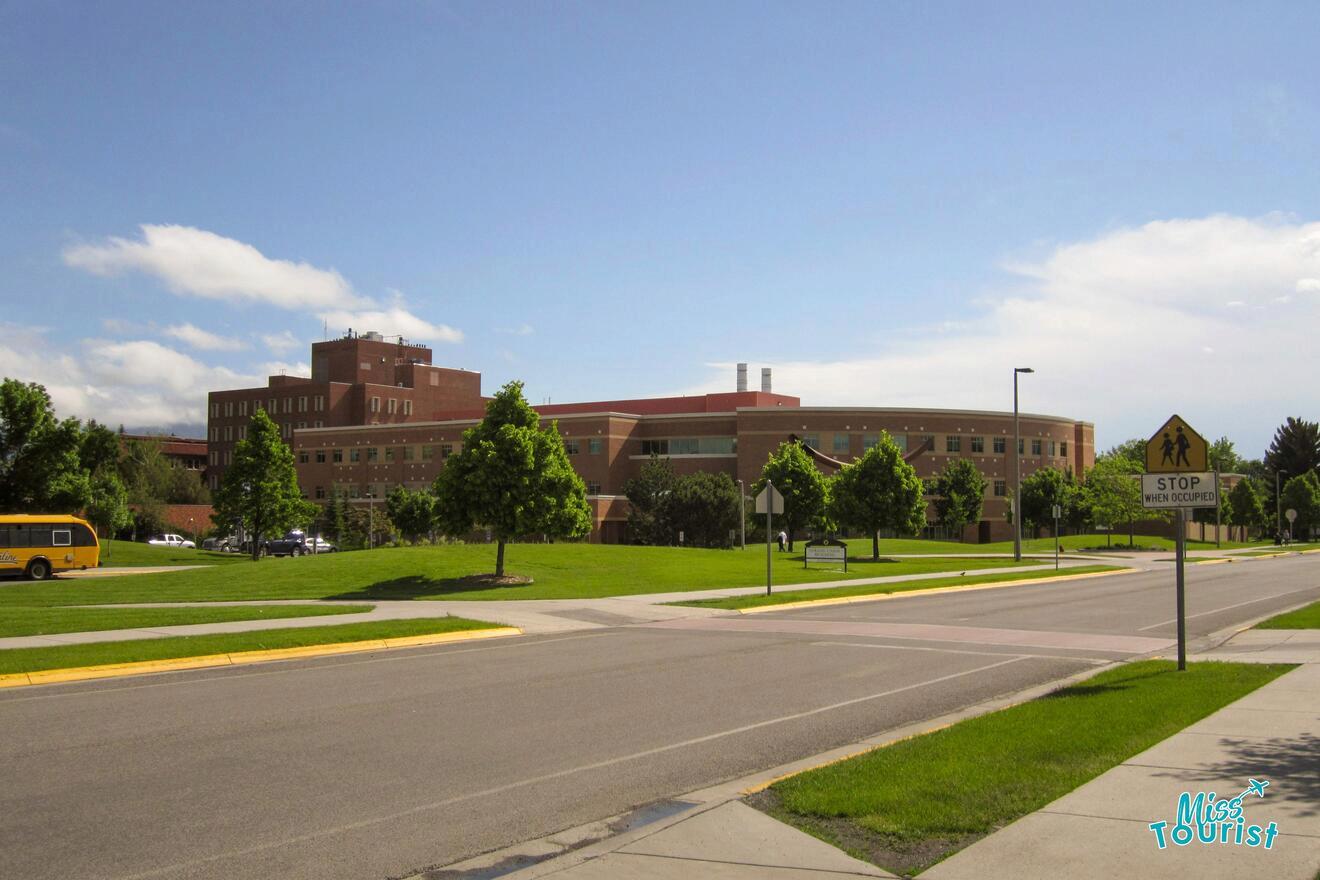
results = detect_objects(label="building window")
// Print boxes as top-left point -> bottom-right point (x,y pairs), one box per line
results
892,433 -> 907,453
370,397 -> 380,413
314,395 -> 324,411
298,396 -> 308,413
211,403 -> 220,418
994,479 -> 1007,497
946,435 -> 961,453
922,478 -> 938,496
314,486 -> 325,499
403,445 -> 415,461
863,433 -> 879,450
313,420 -> 323,428
209,451 -> 218,466
833,434 -> 850,454
588,438 -> 603,455
1049,440 -> 1057,456
1031,439 -> 1042,456
254,399 -> 263,412
441,443 -> 453,458
641,439 -> 668,456
224,426 -> 233,441
403,400 -> 413,416
801,434 -> 820,449
1061,440 -> 1069,457
564,439 -> 580,455
586,481 -> 602,495
239,400 -> 248,416
385,447 -> 395,462
224,401 -> 233,417
296,421 -> 306,430
315,449 -> 326,463
209,427 -> 218,441
224,451 -> 232,465
970,436 -> 984,453
350,449 -> 360,463
993,436 -> 1006,454
348,484 -> 360,499
421,445 -> 435,461
238,426 -> 247,440
1018,438 -> 1025,455
298,451 -> 309,464
387,398 -> 397,414
281,398 -> 291,414
333,449 -> 343,463
366,447 -> 378,462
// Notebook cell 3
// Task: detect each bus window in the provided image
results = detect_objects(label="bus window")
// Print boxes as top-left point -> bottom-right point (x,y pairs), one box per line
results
53,529 -> 72,547
72,524 -> 97,546
0,526 -> 9,547
27,527 -> 52,547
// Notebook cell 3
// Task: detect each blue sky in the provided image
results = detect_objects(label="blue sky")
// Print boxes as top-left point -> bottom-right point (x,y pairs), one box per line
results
3,1 -> 1319,456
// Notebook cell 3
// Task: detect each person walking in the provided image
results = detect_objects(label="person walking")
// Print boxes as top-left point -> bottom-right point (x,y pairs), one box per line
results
776,530 -> 786,552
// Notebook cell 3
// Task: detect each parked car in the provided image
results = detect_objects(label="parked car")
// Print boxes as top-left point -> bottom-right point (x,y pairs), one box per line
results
201,535 -> 242,552
263,530 -> 336,557
147,533 -> 196,549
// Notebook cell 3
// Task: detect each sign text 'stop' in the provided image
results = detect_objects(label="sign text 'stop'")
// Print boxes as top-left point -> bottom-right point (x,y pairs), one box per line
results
1145,414 -> 1208,473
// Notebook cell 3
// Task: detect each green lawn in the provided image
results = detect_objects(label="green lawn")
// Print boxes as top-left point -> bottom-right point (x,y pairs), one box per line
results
100,539 -> 247,567
2,544 -> 1034,606
0,617 -> 501,675
1256,600 -> 1320,629
675,565 -> 1124,610
846,533 -> 1270,555
759,660 -> 1290,876
0,603 -> 370,638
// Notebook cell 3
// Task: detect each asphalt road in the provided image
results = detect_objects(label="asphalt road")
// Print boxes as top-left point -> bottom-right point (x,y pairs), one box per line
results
1,556 -> 1315,880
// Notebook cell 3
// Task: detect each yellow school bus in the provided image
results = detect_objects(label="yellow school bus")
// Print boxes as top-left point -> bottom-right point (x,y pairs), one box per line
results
0,515 -> 101,580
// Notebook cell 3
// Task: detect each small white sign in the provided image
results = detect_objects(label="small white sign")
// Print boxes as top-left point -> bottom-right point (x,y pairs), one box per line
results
1141,473 -> 1219,509
1286,508 -> 1298,523
805,544 -> 846,563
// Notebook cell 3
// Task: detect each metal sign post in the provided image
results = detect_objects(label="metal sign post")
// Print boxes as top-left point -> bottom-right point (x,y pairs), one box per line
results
755,484 -> 785,596
1052,503 -> 1061,570
1143,415 -> 1213,672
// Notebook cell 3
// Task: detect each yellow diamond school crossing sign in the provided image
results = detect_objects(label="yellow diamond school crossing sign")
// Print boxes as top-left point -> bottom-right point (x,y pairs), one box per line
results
1146,414 -> 1208,473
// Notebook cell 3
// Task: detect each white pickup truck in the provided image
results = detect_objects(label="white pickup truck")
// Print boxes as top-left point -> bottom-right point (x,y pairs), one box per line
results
146,533 -> 196,549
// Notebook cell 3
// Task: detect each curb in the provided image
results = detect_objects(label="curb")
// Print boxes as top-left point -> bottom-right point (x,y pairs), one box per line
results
734,567 -> 1139,615
0,626 -> 522,690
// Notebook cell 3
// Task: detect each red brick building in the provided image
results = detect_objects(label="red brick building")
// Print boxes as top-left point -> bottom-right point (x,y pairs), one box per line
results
207,337 -> 1094,543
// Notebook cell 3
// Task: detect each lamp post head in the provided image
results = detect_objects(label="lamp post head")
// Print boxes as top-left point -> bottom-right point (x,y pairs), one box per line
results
1015,367 -> 1035,374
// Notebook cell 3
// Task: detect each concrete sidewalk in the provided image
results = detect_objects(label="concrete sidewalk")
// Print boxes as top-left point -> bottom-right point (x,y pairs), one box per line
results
924,651 -> 1320,879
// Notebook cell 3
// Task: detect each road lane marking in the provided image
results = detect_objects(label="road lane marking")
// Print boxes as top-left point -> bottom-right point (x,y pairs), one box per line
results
114,656 -> 1028,879
812,641 -> 1111,664
1136,587 -> 1320,631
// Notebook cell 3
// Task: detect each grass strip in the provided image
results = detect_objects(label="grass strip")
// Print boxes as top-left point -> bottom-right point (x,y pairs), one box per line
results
757,660 -> 1291,876
0,546 -> 1030,606
0,617 -> 498,675
673,565 -> 1123,610
0,604 -> 371,638
843,534 -> 1273,555
1256,599 -> 1320,629
100,540 -> 248,567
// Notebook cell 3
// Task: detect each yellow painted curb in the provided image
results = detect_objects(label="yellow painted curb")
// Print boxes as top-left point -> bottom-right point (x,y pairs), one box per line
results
0,626 -> 522,690
736,568 -> 1139,615
1196,558 -> 1233,566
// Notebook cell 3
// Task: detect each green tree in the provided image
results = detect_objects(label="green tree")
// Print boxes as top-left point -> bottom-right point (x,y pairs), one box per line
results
1264,417 -> 1320,481
1280,471 -> 1320,539
829,433 -> 925,560
386,486 -> 436,544
213,409 -> 317,560
1101,439 -> 1146,470
1208,436 -> 1245,474
1227,479 -> 1265,541
753,441 -> 829,552
621,454 -> 678,545
0,379 -> 88,512
1018,467 -> 1079,535
665,471 -> 741,548
85,470 -> 132,541
932,458 -> 987,541
433,381 -> 591,576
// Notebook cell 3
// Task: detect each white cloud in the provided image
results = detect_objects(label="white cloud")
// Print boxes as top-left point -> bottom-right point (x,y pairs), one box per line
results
681,214 -> 1320,453
63,224 -> 365,310
261,330 -> 301,355
496,323 -> 535,336
0,327 -> 257,429
259,360 -> 311,378
164,322 -> 247,351
318,306 -> 464,343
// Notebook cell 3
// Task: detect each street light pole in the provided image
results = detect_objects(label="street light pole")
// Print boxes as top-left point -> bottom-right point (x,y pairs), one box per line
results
737,479 -> 746,550
1013,367 -> 1034,562
367,493 -> 375,549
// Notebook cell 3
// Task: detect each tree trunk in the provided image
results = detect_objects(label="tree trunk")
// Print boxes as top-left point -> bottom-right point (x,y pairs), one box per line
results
787,530 -> 794,553
872,531 -> 880,562
250,527 -> 262,562
1129,519 -> 1135,547
495,540 -> 506,577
